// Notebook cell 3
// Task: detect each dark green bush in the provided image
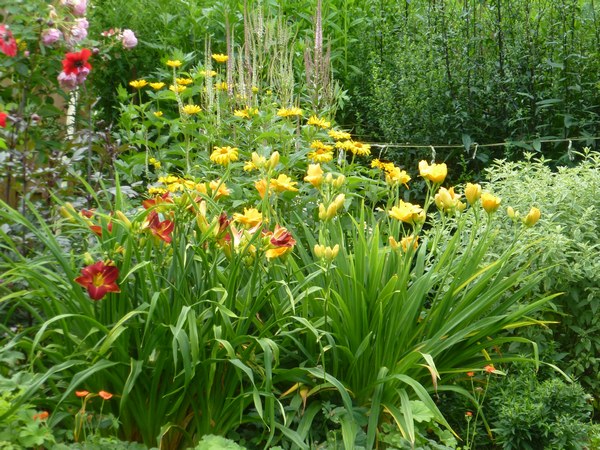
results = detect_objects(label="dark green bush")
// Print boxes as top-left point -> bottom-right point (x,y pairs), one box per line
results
487,368 -> 592,450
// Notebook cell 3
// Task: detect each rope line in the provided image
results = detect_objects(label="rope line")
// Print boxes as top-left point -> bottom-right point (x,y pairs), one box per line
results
367,135 -> 600,150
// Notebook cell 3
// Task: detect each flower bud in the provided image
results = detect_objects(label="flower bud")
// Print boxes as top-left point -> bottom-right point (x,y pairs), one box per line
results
523,207 -> 541,227
333,175 -> 346,188
268,151 -> 280,170
83,252 -> 94,266
314,244 -> 339,261
464,183 -> 482,205
481,193 -> 501,214
115,210 -> 131,229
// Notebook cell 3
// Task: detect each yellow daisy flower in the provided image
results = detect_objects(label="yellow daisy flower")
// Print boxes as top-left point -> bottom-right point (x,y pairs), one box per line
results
176,77 -> 194,86
166,60 -> 182,68
307,115 -> 331,129
210,146 -> 239,166
212,53 -> 229,63
153,111 -> 163,118
307,148 -> 334,163
181,104 -> 201,115
328,129 -> 352,141
215,82 -> 229,91
277,107 -> 303,118
199,69 -> 217,77
129,79 -> 148,89
385,167 -> 411,188
149,82 -> 165,90
169,84 -> 187,93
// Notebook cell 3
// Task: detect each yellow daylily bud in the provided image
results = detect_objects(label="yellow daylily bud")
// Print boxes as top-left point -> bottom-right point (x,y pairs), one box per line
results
400,235 -> 419,253
523,207 -> 541,227
434,187 -> 455,211
83,252 -> 95,266
115,211 -> 131,229
59,202 -> 76,220
314,244 -> 339,261
268,151 -> 280,170
481,193 -> 501,214
251,152 -> 267,169
333,175 -> 346,188
464,183 -> 482,205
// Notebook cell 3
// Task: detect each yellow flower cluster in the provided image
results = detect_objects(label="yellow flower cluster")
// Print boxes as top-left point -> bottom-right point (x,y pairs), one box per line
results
335,140 -> 371,157
148,157 -> 161,170
434,187 -> 465,213
304,164 -> 345,189
243,151 -> 279,172
328,129 -> 352,141
307,115 -> 331,129
308,140 -> 334,163
210,146 -> 239,166
314,244 -> 339,261
372,159 -> 411,187
151,175 -> 231,200
234,107 -> 259,119
389,235 -> 419,253
388,200 -> 426,225
277,107 -> 303,118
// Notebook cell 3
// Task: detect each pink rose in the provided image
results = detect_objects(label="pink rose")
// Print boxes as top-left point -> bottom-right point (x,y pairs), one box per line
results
121,29 -> 137,49
42,28 -> 62,46
72,0 -> 87,16
57,71 -> 78,91
69,18 -> 88,43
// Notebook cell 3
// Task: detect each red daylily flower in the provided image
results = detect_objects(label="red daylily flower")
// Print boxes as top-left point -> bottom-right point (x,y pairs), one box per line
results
90,220 -> 112,237
269,225 -> 296,248
0,112 -> 7,128
74,261 -> 120,301
75,390 -> 90,398
142,192 -> 173,209
147,211 -> 174,243
0,24 -> 17,57
62,48 -> 92,75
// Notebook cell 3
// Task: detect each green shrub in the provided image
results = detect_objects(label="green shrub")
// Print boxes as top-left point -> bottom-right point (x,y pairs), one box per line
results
484,150 -> 600,409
